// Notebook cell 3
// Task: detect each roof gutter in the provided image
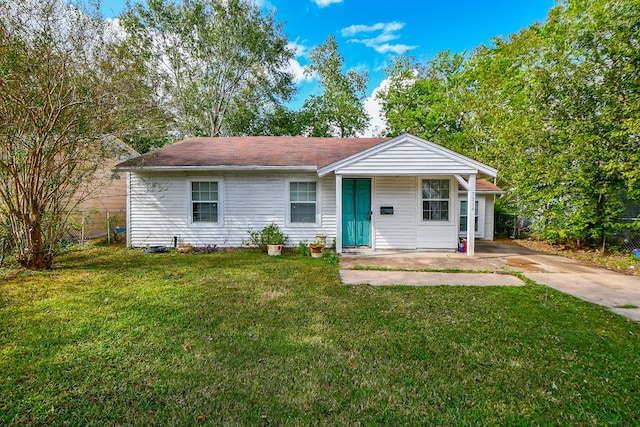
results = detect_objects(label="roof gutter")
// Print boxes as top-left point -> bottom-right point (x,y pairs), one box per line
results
457,189 -> 504,195
115,165 -> 319,173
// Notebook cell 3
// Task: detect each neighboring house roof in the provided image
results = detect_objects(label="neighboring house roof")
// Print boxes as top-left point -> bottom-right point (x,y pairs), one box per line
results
459,179 -> 503,194
101,134 -> 139,160
117,136 -> 387,170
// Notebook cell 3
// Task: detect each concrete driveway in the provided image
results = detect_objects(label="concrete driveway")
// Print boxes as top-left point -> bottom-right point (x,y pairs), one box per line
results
340,241 -> 640,322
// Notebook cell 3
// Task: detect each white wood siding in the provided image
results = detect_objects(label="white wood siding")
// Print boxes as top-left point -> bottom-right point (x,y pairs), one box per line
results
372,177 -> 417,249
129,171 -> 336,247
416,177 -> 459,250
336,141 -> 477,176
371,176 -> 458,250
484,195 -> 495,241
129,170 -> 487,250
417,224 -> 458,249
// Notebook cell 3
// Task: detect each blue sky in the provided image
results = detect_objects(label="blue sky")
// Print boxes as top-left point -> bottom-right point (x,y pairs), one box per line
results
100,0 -> 556,133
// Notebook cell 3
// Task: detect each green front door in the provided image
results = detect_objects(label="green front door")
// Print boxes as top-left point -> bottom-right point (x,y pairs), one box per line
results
342,178 -> 371,247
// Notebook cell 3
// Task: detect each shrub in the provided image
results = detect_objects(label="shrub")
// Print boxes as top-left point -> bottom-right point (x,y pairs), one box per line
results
247,223 -> 289,251
295,241 -> 310,256
192,244 -> 217,254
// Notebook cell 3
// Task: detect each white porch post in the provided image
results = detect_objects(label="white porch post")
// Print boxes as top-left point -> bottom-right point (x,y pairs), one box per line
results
466,174 -> 476,257
335,173 -> 343,254
126,172 -> 132,248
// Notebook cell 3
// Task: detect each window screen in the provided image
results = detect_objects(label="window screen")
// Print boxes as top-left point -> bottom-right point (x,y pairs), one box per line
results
290,182 -> 316,223
422,179 -> 449,221
192,182 -> 218,222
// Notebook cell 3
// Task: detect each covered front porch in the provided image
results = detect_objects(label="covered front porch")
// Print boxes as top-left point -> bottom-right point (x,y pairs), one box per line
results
317,134 -> 498,257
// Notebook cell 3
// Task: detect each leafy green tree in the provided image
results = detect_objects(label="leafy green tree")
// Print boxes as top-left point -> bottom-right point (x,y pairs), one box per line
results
301,35 -> 369,137
0,0 -> 132,269
461,26 -> 551,216
378,0 -> 640,248
518,0 -> 640,246
120,0 -> 295,138
378,52 -> 468,152
227,104 -> 306,136
101,37 -> 174,153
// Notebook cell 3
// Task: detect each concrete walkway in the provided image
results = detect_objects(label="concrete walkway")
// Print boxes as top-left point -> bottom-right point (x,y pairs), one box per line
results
339,241 -> 640,322
341,270 -> 524,287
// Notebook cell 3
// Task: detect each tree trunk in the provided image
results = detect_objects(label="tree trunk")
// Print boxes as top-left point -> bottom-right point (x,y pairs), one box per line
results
17,221 -> 52,270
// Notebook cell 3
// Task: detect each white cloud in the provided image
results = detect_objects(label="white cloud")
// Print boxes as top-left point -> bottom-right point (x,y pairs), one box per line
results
287,39 -> 308,57
311,0 -> 342,7
340,21 -> 417,55
360,79 -> 390,137
340,22 -> 404,37
371,43 -> 417,55
288,58 -> 315,84
286,39 -> 315,84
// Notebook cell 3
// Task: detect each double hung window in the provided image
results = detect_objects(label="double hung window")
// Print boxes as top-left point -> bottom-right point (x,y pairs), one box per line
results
191,181 -> 218,223
422,179 -> 450,221
290,182 -> 317,223
459,200 -> 479,232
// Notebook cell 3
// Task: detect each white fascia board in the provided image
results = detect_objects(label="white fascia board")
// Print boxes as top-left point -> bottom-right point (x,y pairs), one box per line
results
458,190 -> 504,195
115,165 -> 318,173
334,168 -> 481,176
318,133 -> 498,178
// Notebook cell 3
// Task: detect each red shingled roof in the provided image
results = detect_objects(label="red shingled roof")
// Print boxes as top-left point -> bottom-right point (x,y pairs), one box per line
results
117,135 -> 503,192
119,136 -> 389,169
459,179 -> 503,193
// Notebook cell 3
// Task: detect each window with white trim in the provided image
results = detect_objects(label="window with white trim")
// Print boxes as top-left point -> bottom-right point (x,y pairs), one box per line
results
290,181 -> 316,223
191,181 -> 218,222
460,200 -> 479,232
422,179 -> 450,221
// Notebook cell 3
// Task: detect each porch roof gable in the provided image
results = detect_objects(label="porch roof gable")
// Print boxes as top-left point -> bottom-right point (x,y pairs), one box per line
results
317,134 -> 497,178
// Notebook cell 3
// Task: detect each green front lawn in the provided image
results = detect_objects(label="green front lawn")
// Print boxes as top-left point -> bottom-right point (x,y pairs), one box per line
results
1,247 -> 638,425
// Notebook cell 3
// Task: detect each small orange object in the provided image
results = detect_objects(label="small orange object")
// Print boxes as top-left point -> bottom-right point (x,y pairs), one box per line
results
183,343 -> 192,351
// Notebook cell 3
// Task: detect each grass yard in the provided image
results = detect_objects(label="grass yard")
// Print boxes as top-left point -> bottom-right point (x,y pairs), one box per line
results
1,247 -> 639,426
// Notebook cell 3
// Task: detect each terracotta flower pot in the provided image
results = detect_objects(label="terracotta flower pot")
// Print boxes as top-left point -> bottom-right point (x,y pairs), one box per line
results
309,243 -> 325,258
267,244 -> 283,256
177,244 -> 192,254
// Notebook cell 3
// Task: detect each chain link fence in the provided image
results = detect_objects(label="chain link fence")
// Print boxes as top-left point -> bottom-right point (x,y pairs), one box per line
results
0,209 -> 126,266
605,219 -> 640,253
496,213 -> 640,254
66,209 -> 127,244
495,212 -> 531,239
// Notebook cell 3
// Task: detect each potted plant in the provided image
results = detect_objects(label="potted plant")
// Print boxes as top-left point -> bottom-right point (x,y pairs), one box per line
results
267,243 -> 283,256
309,241 -> 325,258
177,243 -> 193,254
265,224 -> 288,256
248,223 -> 289,256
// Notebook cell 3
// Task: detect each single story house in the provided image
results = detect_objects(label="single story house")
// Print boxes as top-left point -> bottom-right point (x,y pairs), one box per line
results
116,134 -> 502,256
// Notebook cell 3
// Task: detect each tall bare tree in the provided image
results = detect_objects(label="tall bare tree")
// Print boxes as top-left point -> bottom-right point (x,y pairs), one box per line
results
0,0 -> 126,269
120,0 -> 295,138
